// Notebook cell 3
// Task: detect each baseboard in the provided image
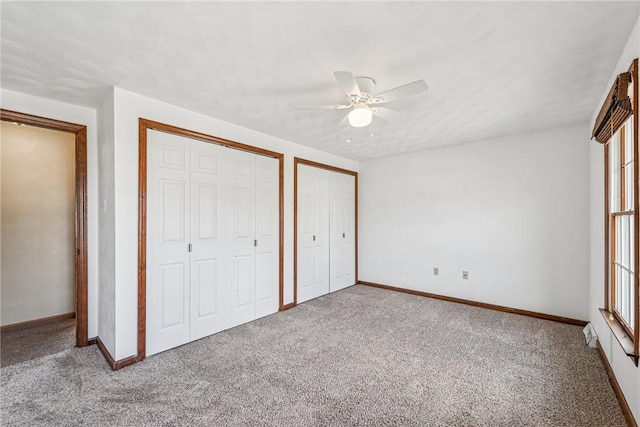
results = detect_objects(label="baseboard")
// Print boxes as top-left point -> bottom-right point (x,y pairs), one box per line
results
358,281 -> 588,327
87,337 -> 98,346
95,337 -> 140,371
597,341 -> 638,427
1,312 -> 76,333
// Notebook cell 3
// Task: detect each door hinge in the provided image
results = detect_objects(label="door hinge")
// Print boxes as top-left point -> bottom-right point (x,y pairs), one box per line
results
343,232 -> 345,238
313,235 -> 316,241
254,239 -> 257,247
188,243 -> 192,252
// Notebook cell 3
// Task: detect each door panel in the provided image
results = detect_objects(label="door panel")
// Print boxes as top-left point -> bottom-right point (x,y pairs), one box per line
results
342,174 -> 356,289
256,252 -> 274,302
297,165 -> 317,303
329,172 -> 345,292
234,254 -> 253,308
226,149 -> 255,327
314,169 -> 330,299
193,184 -> 216,240
235,188 -> 252,238
331,173 -> 356,292
190,140 -> 226,340
255,156 -> 279,317
160,180 -> 186,242
159,262 -> 187,329
194,258 -> 217,318
147,130 -> 191,356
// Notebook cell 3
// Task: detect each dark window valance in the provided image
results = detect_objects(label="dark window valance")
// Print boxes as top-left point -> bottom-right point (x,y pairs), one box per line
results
592,70 -> 633,144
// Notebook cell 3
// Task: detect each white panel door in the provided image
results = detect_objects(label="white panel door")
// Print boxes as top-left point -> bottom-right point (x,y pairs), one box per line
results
254,155 -> 279,318
147,130 -> 191,356
329,172 -> 346,292
298,165 -> 356,302
343,173 -> 356,288
189,140 -> 227,340
313,169 -> 330,299
297,165 -> 330,303
339,173 -> 356,291
297,165 -> 316,303
226,149 -> 256,327
148,131 -> 281,355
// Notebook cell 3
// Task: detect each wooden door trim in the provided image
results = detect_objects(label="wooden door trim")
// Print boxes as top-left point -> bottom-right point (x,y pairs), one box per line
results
292,157 -> 358,307
138,118 -> 285,362
295,158 -> 358,177
0,109 -> 89,347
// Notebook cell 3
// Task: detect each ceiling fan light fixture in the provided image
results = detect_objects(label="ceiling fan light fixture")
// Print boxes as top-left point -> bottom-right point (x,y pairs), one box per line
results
348,106 -> 373,128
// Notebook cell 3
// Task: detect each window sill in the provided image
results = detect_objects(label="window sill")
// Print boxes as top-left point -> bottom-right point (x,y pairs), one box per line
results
599,309 -> 639,366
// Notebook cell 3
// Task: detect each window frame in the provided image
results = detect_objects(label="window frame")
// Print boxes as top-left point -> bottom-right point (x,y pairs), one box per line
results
603,59 -> 639,365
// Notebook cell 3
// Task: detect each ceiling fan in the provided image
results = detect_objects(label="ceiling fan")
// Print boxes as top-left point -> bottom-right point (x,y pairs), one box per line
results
304,71 -> 429,128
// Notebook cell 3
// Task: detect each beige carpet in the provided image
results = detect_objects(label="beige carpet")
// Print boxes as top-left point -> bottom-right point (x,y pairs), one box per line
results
0,285 -> 627,426
1,317 -> 76,368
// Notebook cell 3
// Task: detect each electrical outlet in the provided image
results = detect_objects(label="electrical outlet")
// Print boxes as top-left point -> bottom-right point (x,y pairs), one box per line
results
433,267 -> 439,276
462,271 -> 469,280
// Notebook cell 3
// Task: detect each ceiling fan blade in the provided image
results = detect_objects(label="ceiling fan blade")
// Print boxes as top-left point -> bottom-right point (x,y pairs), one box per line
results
335,112 -> 350,129
371,107 -> 400,121
373,80 -> 428,104
333,71 -> 361,97
297,104 -> 351,110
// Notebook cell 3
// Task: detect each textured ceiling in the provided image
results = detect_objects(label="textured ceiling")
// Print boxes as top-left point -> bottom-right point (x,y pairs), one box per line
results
1,2 -> 639,160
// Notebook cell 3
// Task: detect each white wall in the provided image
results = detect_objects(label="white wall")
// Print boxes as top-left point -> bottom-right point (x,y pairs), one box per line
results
0,89 -> 99,338
104,87 -> 358,360
359,123 -> 590,321
1,122 -> 75,325
97,91 -> 116,353
589,17 -> 640,422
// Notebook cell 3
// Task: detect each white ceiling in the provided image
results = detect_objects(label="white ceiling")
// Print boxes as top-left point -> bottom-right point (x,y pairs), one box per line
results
1,2 -> 638,160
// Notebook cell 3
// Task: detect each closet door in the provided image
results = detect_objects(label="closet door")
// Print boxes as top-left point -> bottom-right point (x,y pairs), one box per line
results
226,149 -> 256,327
313,169 -> 330,299
148,130 -> 281,356
330,172 -> 356,292
341,173 -> 356,289
298,164 -> 357,303
330,172 -> 346,292
147,130 -> 191,356
297,164 -> 316,303
189,139 -> 227,340
254,155 -> 279,318
297,165 -> 330,303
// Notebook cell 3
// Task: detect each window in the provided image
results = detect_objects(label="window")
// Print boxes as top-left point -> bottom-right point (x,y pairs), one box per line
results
596,59 -> 639,364
609,119 -> 636,333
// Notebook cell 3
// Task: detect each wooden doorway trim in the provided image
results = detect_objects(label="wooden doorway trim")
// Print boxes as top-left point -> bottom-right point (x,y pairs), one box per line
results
0,109 -> 89,347
138,118 -> 285,362
292,157 -> 359,308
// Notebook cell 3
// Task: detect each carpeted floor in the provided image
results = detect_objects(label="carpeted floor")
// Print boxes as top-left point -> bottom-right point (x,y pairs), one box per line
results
0,285 -> 627,426
1,317 -> 76,368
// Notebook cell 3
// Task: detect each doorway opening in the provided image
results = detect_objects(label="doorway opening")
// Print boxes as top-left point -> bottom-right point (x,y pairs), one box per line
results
0,109 -> 88,366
